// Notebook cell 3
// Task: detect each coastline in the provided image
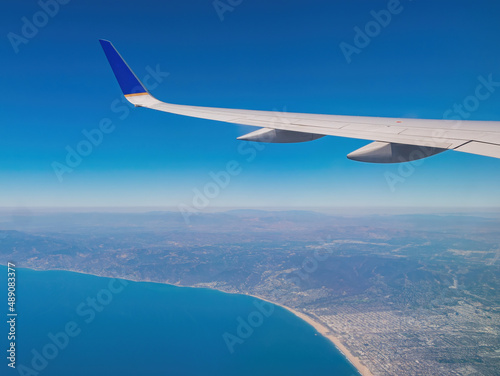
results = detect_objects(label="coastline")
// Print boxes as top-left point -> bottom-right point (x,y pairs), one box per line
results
8,266 -> 373,376
245,294 -> 374,376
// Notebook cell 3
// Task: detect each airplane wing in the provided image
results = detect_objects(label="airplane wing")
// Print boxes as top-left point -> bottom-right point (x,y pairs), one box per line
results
99,39 -> 500,163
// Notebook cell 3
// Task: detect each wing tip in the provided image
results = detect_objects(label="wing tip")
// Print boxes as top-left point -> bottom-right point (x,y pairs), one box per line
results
99,39 -> 148,97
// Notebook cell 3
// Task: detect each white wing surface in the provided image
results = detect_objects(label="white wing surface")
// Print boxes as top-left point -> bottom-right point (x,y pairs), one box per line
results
100,40 -> 500,163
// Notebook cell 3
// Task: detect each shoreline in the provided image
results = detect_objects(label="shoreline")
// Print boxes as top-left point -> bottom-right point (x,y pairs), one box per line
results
244,293 -> 374,376
6,266 -> 373,376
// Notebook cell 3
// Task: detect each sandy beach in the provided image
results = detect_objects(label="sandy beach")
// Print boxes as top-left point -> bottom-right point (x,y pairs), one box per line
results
247,294 -> 374,376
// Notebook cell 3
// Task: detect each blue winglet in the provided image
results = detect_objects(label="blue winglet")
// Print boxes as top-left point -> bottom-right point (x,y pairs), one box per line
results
99,39 -> 148,96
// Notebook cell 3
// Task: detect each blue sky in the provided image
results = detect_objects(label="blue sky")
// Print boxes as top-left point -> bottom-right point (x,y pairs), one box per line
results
1,0 -> 500,210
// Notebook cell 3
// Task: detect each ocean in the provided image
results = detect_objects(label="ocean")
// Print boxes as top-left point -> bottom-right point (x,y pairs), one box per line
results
2,265 -> 358,375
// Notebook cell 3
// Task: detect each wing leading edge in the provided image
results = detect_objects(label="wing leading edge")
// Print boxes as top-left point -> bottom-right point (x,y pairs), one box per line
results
99,40 -> 500,163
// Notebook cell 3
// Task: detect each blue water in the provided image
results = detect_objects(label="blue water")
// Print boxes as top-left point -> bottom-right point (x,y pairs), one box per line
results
2,265 -> 358,375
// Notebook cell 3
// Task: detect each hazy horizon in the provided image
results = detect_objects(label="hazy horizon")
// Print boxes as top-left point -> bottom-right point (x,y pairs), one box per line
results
1,205 -> 500,215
